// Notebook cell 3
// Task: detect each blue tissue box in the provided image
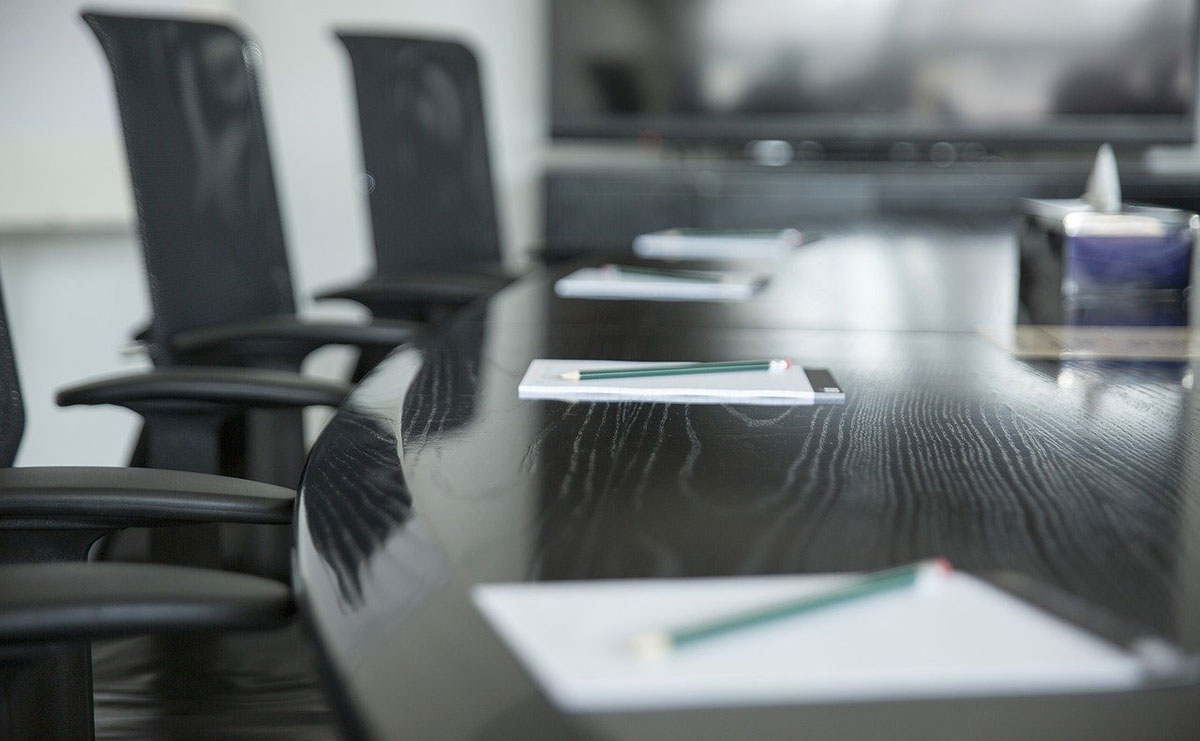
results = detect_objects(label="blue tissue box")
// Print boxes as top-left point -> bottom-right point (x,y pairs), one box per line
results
1018,199 -> 1197,326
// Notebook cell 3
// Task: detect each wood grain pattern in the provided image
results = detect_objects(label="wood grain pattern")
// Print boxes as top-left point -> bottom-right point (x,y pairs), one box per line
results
397,322 -> 1190,633
295,224 -> 1200,740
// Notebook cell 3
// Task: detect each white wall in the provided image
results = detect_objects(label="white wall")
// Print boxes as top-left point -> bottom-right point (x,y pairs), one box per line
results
0,0 -> 547,467
0,0 -> 236,467
0,0 -> 239,229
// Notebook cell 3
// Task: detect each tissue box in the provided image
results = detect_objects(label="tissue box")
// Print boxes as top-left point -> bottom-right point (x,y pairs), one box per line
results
1017,199 -> 1197,325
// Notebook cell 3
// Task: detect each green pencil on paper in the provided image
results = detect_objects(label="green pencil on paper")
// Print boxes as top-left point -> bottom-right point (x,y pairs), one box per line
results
629,559 -> 953,660
603,264 -> 735,283
560,359 -> 792,381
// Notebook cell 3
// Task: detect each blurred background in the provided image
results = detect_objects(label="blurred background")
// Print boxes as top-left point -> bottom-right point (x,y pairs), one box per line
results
2,0 -> 1199,468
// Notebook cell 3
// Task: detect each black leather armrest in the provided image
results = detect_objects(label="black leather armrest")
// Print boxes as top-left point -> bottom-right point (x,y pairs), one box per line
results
56,366 -> 349,414
528,243 -> 601,266
169,316 -> 421,367
315,264 -> 519,311
0,562 -> 292,642
451,260 -> 522,282
316,274 -> 498,307
369,260 -> 519,283
0,467 -> 293,530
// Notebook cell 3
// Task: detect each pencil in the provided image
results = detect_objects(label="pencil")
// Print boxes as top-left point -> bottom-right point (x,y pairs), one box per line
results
560,359 -> 791,381
629,559 -> 952,660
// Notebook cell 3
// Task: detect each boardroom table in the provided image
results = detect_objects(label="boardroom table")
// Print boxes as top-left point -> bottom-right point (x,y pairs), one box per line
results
294,218 -> 1200,740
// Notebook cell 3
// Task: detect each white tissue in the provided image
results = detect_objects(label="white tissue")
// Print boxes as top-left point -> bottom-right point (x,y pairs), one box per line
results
1083,143 -> 1122,213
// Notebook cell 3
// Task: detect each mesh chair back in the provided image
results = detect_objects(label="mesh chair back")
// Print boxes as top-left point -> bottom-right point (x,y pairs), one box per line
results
83,12 -> 296,364
338,34 -> 502,273
0,276 -> 25,468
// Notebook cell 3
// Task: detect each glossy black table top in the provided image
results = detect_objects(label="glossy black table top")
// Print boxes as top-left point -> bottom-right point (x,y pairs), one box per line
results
295,220 -> 1200,740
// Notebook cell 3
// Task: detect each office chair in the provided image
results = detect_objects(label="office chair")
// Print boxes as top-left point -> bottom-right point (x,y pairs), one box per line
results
0,271 -> 304,740
82,11 -> 420,483
0,562 -> 293,740
317,33 -> 520,329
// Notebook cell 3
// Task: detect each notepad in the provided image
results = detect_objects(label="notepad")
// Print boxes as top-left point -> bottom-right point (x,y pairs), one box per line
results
517,360 -> 844,405
554,267 -> 767,302
633,228 -> 805,260
473,572 -> 1182,713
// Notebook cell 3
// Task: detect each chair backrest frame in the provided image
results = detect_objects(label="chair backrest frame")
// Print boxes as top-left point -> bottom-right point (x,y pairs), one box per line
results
83,11 -> 298,364
0,276 -> 25,468
338,33 -> 503,274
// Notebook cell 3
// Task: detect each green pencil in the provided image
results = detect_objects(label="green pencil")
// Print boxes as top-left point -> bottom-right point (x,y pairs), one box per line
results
560,359 -> 792,381
629,559 -> 952,660
603,264 -> 734,283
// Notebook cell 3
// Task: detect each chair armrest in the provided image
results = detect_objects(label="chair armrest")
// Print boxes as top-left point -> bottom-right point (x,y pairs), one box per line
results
527,242 -> 604,266
315,262 -> 519,308
0,562 -> 292,642
365,260 -> 519,282
56,366 -> 349,414
449,259 -> 522,282
169,316 -> 421,367
316,274 -> 501,309
0,467 -> 293,530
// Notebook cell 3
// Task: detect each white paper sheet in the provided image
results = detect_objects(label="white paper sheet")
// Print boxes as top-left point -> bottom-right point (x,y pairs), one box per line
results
517,359 -> 842,405
633,229 -> 802,260
554,267 -> 766,302
472,573 -> 1149,713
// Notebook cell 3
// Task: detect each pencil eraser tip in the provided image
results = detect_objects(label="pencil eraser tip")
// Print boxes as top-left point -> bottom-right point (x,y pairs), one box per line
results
629,631 -> 671,661
916,558 -> 953,594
